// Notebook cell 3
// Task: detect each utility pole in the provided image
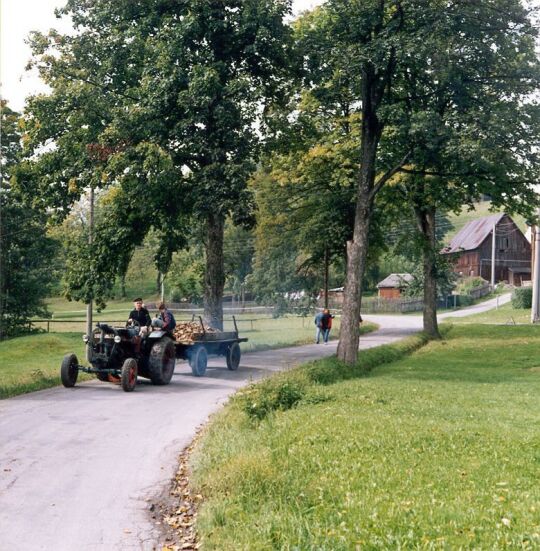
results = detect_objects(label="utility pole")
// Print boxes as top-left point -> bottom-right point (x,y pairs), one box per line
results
531,211 -> 540,322
324,247 -> 329,309
86,184 -> 94,359
160,273 -> 165,303
0,150 -> 3,341
491,221 -> 496,288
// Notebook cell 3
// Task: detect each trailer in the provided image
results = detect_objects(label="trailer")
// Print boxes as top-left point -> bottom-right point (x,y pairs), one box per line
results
175,316 -> 248,376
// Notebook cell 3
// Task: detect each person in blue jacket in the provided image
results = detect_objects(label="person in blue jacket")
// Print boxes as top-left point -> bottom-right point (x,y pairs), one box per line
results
314,310 -> 324,344
157,302 -> 176,334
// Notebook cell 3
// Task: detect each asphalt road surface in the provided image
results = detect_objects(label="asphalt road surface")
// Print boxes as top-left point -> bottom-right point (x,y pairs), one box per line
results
0,295 -> 510,550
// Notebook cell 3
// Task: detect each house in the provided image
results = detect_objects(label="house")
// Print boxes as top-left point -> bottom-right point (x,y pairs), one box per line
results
376,273 -> 414,299
441,213 -> 531,286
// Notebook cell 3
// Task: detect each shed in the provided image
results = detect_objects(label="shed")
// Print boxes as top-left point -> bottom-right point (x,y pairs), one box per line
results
377,273 -> 414,299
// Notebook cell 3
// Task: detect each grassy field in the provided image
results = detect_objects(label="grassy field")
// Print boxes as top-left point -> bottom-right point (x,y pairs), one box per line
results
0,333 -> 87,399
447,301 -> 531,325
189,324 -> 540,550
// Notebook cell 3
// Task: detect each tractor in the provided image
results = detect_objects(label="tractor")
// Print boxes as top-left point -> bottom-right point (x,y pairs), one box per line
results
60,321 -> 176,392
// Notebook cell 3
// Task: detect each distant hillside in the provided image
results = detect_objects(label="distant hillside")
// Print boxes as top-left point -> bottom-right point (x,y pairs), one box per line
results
443,201 -> 528,244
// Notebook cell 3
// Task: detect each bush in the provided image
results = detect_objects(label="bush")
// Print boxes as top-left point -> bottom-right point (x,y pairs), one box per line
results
456,276 -> 488,294
512,287 -> 532,309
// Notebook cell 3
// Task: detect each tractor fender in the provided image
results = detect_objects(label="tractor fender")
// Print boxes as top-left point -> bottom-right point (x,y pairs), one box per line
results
148,330 -> 167,339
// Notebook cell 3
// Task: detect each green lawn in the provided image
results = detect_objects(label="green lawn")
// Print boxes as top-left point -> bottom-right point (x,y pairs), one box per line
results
0,333 -> 87,399
447,301 -> 531,325
190,324 -> 540,550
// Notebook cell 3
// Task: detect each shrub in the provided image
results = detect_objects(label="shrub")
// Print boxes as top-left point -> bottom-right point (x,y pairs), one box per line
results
237,372 -> 308,420
456,276 -> 488,294
512,287 -> 532,309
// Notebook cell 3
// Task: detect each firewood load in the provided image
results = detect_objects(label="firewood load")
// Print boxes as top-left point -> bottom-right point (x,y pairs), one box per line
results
173,321 -> 219,343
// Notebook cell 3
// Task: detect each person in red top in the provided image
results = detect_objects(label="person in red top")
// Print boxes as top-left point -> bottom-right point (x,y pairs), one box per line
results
321,309 -> 334,344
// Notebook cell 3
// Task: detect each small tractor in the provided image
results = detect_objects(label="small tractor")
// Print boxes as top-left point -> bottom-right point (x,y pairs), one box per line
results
60,321 -> 176,392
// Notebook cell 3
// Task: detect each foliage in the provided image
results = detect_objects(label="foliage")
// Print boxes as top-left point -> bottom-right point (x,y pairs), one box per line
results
0,102 -> 59,338
168,249 -> 205,305
18,0 -> 293,327
511,287 -> 533,309
455,276 -> 489,295
191,324 -> 540,549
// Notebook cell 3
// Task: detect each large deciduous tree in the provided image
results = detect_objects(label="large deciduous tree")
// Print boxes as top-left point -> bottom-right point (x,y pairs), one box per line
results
301,0 -> 540,362
19,0 -> 292,329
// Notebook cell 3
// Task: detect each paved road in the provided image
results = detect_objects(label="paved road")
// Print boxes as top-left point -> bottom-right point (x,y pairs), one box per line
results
0,295 -> 510,550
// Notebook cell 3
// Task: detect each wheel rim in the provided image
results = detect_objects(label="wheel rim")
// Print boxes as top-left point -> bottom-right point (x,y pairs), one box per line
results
129,363 -> 136,386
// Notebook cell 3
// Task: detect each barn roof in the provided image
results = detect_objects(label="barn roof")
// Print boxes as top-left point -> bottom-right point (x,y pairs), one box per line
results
442,213 -> 506,254
377,273 -> 414,289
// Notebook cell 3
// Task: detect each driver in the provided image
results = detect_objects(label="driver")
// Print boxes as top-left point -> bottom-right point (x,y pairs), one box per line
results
127,297 -> 152,337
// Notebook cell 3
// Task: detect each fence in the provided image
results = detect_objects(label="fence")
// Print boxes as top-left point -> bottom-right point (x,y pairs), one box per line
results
30,312 -> 276,333
360,296 -> 425,313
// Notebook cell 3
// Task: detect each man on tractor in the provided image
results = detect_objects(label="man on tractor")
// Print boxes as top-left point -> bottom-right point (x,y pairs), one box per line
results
127,297 -> 152,340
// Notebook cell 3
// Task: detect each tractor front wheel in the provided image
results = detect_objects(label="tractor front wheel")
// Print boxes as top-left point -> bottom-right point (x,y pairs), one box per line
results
121,358 -> 138,392
61,353 -> 79,388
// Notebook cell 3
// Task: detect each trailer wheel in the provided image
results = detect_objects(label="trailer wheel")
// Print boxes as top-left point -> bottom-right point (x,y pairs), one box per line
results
61,353 -> 79,388
121,358 -> 138,392
226,342 -> 241,371
149,337 -> 176,385
190,346 -> 207,377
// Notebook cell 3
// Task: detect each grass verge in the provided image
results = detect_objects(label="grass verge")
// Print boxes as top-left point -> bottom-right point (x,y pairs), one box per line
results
189,324 -> 540,550
447,301 -> 530,325
0,333 -> 86,399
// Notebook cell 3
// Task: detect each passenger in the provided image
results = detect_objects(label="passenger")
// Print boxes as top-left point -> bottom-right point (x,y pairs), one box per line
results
157,302 -> 176,334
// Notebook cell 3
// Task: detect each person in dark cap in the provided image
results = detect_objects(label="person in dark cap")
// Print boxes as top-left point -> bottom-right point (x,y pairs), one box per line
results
127,297 -> 152,336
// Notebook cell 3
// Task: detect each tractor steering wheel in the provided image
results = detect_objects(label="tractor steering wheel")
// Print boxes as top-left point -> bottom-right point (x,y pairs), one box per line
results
127,319 -> 141,329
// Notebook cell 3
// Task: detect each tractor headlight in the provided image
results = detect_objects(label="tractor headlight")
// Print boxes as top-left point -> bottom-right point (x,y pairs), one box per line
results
82,334 -> 89,343
114,335 -> 122,343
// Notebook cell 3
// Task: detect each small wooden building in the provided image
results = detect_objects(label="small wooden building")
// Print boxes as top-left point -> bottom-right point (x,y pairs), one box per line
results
377,273 -> 414,299
441,213 -> 531,285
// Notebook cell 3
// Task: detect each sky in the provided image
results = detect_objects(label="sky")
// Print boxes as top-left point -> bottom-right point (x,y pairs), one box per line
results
0,0 -> 324,112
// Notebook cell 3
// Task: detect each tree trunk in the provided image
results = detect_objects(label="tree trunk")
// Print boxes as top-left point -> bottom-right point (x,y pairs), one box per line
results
120,274 -> 126,298
204,213 -> 225,330
416,207 -> 440,338
337,126 -> 379,364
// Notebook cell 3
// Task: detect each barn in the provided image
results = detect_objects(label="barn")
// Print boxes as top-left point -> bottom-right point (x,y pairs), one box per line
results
441,213 -> 531,286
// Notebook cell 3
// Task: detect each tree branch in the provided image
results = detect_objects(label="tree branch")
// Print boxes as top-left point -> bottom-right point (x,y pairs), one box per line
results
370,148 -> 413,201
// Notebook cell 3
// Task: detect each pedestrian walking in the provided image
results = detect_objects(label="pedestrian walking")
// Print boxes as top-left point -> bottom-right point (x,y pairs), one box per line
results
321,308 -> 334,344
314,310 -> 324,344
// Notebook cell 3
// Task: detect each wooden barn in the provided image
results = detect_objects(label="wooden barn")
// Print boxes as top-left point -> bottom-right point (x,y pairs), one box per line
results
441,213 -> 531,286
377,273 -> 414,299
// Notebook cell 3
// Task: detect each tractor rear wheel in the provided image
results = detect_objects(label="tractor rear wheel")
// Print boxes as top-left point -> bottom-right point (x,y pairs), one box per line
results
226,342 -> 241,371
189,346 -> 208,377
148,337 -> 176,385
121,358 -> 138,392
61,353 -> 79,388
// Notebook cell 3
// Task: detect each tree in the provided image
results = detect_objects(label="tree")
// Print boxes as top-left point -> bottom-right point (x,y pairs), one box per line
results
384,1 -> 540,336
19,0 -> 293,329
299,1 -> 540,361
0,102 -> 58,338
